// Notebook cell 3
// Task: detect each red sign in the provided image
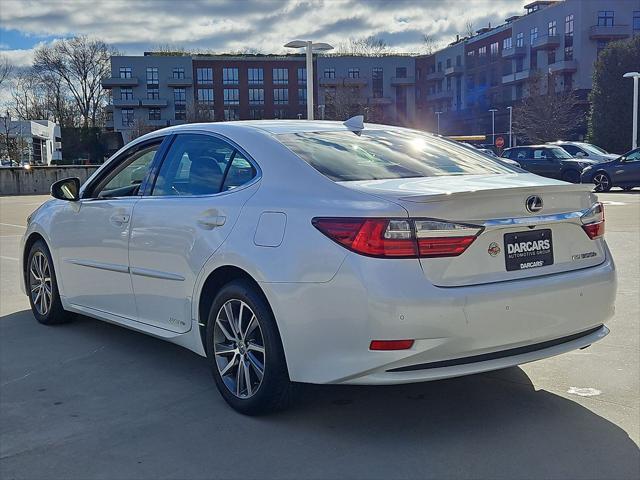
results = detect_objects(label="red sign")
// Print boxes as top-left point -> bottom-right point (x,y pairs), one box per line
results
495,136 -> 505,149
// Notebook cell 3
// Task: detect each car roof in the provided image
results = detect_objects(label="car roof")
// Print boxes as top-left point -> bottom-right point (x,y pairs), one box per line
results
505,145 -> 556,149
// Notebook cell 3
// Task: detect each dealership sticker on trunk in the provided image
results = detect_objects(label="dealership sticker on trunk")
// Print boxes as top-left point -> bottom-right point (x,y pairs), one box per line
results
504,229 -> 554,271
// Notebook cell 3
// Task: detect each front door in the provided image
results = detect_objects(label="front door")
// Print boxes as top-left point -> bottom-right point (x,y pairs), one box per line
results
612,149 -> 640,185
50,139 -> 164,319
128,133 -> 259,332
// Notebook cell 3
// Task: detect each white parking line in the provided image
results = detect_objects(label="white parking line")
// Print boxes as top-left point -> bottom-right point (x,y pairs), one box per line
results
0,223 -> 26,229
0,256 -> 18,261
601,201 -> 627,206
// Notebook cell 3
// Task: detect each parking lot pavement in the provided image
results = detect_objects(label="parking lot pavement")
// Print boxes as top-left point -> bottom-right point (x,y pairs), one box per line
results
1,192 -> 639,480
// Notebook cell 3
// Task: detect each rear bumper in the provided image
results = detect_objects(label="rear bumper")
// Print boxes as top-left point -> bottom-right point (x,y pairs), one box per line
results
262,244 -> 616,385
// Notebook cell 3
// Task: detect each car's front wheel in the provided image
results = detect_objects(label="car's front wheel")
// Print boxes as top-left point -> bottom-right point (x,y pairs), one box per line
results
206,279 -> 292,415
27,240 -> 70,325
593,172 -> 612,192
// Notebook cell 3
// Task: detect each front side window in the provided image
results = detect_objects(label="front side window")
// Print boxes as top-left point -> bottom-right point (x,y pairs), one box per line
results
152,134 -> 255,196
94,141 -> 162,198
277,130 -> 514,182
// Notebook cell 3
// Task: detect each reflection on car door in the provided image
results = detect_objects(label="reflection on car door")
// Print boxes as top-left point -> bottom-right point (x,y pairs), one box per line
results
128,133 -> 259,333
613,150 -> 640,185
50,139 -> 164,319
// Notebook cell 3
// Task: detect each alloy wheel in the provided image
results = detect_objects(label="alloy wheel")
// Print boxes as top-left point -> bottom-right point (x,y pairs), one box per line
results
30,251 -> 52,316
593,173 -> 610,192
213,299 -> 266,399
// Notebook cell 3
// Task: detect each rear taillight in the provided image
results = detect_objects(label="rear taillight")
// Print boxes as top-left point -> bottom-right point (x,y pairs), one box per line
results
581,202 -> 605,240
312,217 -> 483,258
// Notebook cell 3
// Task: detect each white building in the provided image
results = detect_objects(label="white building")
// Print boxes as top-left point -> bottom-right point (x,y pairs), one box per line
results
0,119 -> 62,165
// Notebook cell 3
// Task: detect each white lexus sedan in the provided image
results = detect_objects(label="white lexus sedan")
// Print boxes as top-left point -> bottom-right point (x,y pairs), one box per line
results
20,120 -> 616,415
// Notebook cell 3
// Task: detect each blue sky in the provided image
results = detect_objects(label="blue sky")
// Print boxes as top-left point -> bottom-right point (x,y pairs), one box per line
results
0,0 -> 523,67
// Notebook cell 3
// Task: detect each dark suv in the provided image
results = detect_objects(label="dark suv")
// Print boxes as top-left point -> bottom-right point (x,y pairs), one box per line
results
501,145 -> 598,183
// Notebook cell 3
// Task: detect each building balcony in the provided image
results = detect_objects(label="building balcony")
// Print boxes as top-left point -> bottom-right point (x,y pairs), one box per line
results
426,70 -> 444,81
391,76 -> 415,85
548,59 -> 578,74
112,98 -> 141,107
502,70 -> 532,84
101,77 -> 140,88
501,45 -> 527,58
531,34 -> 560,50
368,97 -> 393,105
589,24 -> 630,40
167,77 -> 193,87
444,66 -> 463,77
319,77 -> 340,86
343,77 -> 367,87
140,98 -> 169,107
426,90 -> 453,101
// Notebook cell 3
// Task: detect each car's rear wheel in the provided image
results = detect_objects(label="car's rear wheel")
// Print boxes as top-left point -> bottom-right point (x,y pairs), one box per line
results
593,172 -> 612,192
561,169 -> 581,184
206,279 -> 292,415
27,240 -> 70,325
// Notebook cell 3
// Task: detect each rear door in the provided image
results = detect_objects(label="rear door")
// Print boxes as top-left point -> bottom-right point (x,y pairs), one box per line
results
128,132 -> 260,333
529,148 -> 560,178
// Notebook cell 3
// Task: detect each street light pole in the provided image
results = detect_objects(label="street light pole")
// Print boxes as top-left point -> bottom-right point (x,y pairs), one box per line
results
435,111 -> 442,135
285,40 -> 334,121
506,106 -> 513,148
488,108 -> 497,146
623,72 -> 640,150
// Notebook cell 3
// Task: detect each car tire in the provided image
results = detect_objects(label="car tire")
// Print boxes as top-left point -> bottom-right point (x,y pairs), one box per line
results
206,279 -> 293,415
593,172 -> 612,192
561,170 -> 581,184
26,240 -> 71,325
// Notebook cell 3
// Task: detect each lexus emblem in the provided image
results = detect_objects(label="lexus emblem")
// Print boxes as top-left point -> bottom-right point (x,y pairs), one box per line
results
525,195 -> 543,213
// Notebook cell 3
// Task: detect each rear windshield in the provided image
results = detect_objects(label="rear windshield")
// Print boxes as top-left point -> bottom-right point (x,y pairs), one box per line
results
277,129 -> 516,181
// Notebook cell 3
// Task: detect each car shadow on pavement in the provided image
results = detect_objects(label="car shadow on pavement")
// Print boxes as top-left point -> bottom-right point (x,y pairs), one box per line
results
1,310 -> 638,480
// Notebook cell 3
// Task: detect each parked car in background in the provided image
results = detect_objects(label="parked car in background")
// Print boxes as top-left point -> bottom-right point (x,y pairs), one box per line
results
478,148 -> 497,157
581,147 -> 640,192
501,145 -> 598,183
548,141 -> 619,163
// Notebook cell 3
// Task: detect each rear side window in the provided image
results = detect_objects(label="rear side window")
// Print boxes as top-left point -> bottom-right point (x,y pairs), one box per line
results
277,130 -> 515,182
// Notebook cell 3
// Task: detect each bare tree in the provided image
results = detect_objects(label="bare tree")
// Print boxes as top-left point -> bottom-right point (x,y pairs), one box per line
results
513,72 -> 583,143
0,113 -> 19,165
12,68 -> 75,126
185,103 -> 215,123
336,36 -> 389,56
422,34 -> 443,55
33,36 -> 116,127
323,86 -> 369,121
464,20 -> 475,38
0,54 -> 13,90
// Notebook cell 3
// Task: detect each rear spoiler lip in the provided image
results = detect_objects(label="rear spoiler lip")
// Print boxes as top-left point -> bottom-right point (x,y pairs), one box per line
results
397,183 -> 594,204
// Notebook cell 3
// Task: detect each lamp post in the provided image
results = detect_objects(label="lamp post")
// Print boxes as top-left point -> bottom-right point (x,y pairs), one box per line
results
435,111 -> 443,135
488,108 -> 498,147
284,40 -> 334,120
506,106 -> 513,148
623,72 -> 640,150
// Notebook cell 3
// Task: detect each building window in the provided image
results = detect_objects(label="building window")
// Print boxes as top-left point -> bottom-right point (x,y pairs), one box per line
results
548,20 -> 557,37
248,88 -> 264,105
446,77 -> 452,91
173,67 -> 185,79
563,73 -> 573,91
148,108 -> 161,121
564,45 -> 574,61
273,88 -> 289,104
297,67 -> 306,85
597,40 -> 610,56
298,88 -> 307,105
372,67 -> 383,98
273,68 -> 288,84
273,109 -> 287,119
147,85 -> 159,99
515,57 -> 524,73
146,67 -> 159,85
446,58 -> 452,68
490,42 -> 499,57
120,87 -> 133,100
565,14 -> 575,60
197,88 -> 214,104
196,67 -> 213,84
548,49 -> 556,65
119,67 -> 132,79
634,11 -> 640,34
503,37 -> 512,50
223,88 -> 239,105
248,68 -> 264,85
223,68 -> 239,85
121,108 -> 134,127
224,108 -> 239,121
478,46 -> 487,57
565,14 -> 574,35
174,87 -> 186,120
437,61 -> 442,71
516,32 -> 524,47
348,68 -> 360,78
323,68 -> 335,79
530,27 -> 538,44
597,11 -> 614,27
249,108 -> 264,120
396,67 -> 407,78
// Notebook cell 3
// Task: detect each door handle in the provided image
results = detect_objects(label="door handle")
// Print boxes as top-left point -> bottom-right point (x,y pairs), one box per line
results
110,213 -> 130,226
197,215 -> 226,230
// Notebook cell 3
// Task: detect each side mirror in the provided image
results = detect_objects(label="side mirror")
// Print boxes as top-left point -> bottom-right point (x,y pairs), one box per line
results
51,177 -> 80,201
